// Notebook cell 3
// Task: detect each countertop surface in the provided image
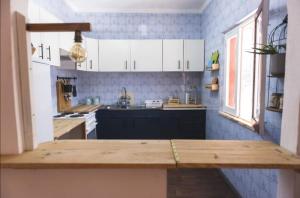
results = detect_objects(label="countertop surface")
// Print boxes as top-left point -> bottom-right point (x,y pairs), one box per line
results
53,119 -> 85,139
99,104 -> 207,111
65,104 -> 102,113
0,140 -> 176,169
172,140 -> 300,169
1,140 -> 300,170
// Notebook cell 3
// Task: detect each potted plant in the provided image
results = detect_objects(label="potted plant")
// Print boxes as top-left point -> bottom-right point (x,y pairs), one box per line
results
211,50 -> 220,70
249,15 -> 288,76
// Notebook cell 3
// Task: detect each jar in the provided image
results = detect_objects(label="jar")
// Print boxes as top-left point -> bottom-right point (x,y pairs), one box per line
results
270,93 -> 282,109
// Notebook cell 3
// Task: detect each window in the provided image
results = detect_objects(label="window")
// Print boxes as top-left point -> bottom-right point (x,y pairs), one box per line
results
222,12 -> 262,126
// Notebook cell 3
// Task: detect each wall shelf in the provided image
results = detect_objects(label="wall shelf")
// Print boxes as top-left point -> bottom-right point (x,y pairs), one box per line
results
266,107 -> 283,113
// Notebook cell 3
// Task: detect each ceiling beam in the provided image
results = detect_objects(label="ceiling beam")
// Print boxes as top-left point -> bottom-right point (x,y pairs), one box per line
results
26,23 -> 91,32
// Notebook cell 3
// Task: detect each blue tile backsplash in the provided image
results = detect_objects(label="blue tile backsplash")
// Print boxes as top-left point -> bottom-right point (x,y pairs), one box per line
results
38,0 -> 287,197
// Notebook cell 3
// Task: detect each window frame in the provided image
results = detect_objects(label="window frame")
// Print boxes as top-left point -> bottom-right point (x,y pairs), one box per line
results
221,11 -> 262,128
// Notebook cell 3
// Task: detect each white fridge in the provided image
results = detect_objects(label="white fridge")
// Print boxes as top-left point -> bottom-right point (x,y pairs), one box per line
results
30,62 -> 54,144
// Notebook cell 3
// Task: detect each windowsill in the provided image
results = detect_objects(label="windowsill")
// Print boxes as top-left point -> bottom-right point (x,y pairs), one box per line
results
218,111 -> 258,132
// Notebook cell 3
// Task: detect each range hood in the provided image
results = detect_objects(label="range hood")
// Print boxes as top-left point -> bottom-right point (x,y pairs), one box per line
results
60,49 -> 77,70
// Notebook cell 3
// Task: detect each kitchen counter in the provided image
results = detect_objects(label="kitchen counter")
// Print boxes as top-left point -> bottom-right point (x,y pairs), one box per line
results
65,104 -> 102,113
172,140 -> 300,169
1,140 -> 300,169
99,104 -> 206,111
0,140 -> 175,169
53,119 -> 85,140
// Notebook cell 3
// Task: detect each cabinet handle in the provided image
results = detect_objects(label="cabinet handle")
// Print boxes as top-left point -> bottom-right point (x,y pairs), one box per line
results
90,60 -> 92,69
133,60 -> 136,70
38,44 -> 44,59
47,46 -> 51,61
187,60 -> 190,70
125,60 -> 128,70
178,60 -> 181,69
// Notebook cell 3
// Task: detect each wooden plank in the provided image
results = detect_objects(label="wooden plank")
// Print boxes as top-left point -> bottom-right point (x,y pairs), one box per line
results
26,23 -> 91,32
0,140 -> 176,169
53,119 -> 85,139
56,80 -> 72,112
65,104 -> 102,113
163,104 -> 206,109
172,140 -> 300,169
16,12 -> 35,150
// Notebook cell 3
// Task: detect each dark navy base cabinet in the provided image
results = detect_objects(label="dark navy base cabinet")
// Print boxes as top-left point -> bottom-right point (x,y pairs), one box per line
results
96,109 -> 206,139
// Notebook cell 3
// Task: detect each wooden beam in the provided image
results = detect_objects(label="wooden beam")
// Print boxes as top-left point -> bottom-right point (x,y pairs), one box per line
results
26,23 -> 91,32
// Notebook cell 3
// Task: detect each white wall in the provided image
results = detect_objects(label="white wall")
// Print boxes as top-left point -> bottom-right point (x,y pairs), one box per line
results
0,0 -> 28,154
277,0 -> 300,197
1,169 -> 167,198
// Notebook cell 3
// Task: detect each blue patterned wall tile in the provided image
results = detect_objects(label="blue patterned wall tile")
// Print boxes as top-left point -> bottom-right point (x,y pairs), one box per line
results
202,0 -> 286,197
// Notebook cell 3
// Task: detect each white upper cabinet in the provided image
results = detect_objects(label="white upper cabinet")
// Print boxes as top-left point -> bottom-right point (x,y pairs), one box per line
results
99,40 -> 131,72
28,1 -> 42,62
184,40 -> 205,72
39,7 -> 61,66
130,40 -> 163,72
28,1 -> 61,66
85,38 -> 99,72
59,32 -> 75,52
163,40 -> 184,72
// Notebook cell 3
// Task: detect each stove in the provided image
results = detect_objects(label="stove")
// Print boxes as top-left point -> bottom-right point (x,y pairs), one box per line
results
54,112 -> 97,137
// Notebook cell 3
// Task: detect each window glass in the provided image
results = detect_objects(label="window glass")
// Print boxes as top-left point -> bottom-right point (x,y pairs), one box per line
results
226,35 -> 238,110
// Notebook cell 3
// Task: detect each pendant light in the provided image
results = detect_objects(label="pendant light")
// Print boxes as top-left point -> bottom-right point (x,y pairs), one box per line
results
69,30 -> 87,63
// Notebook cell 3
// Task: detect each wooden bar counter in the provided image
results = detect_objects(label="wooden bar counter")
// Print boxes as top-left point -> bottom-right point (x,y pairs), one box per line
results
1,140 -> 300,198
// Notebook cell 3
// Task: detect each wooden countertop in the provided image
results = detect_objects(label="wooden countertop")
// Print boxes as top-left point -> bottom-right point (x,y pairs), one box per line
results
163,104 -> 206,110
0,140 -> 176,169
53,119 -> 85,139
65,104 -> 102,113
172,140 -> 300,169
1,140 -> 300,170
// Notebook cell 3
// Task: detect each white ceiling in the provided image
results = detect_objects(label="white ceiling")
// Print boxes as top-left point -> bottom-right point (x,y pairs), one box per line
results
64,0 -> 211,13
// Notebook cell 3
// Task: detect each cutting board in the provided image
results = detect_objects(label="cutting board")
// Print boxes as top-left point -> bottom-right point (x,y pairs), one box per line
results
163,104 -> 206,109
65,104 -> 102,113
56,80 -> 71,112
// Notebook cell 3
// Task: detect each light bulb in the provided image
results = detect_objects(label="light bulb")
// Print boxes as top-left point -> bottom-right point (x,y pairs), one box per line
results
69,42 -> 87,63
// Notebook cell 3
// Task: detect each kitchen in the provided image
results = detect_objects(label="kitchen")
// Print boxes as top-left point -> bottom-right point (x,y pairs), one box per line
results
1,0 -> 300,198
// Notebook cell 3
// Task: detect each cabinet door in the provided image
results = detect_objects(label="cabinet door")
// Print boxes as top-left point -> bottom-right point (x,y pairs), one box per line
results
131,40 -> 162,72
99,40 -> 131,72
39,7 -> 61,66
28,1 -> 43,63
163,40 -> 184,71
85,38 -> 99,72
31,62 -> 54,143
184,40 -> 205,72
59,32 -> 75,52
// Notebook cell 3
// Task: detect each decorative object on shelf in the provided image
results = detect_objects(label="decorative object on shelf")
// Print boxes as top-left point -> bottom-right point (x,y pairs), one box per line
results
26,22 -> 91,63
206,50 -> 220,71
248,15 -> 287,76
269,93 -> 283,109
205,77 -> 219,91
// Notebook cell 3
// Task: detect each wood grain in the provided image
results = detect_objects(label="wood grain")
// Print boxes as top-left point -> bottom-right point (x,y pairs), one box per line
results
172,140 -> 300,169
65,104 -> 102,113
53,119 -> 85,139
16,12 -> 35,149
26,23 -> 91,32
0,140 -> 176,169
163,104 -> 206,109
56,80 -> 72,112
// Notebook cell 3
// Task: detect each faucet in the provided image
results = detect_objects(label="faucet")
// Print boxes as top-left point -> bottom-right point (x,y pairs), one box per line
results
121,87 -> 127,99
119,87 -> 130,108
